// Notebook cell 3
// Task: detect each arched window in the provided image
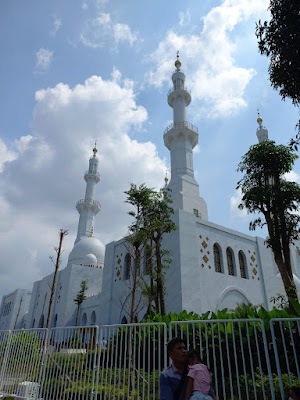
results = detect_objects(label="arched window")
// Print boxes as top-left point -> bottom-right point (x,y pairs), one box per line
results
91,311 -> 96,325
38,314 -> 44,328
238,251 -> 248,279
81,313 -> 87,326
32,319 -> 35,328
53,314 -> 58,328
124,253 -> 131,280
121,316 -> 128,324
226,247 -> 236,276
213,244 -> 223,273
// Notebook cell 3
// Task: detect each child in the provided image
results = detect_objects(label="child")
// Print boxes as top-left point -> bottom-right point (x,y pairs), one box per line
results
184,350 -> 216,400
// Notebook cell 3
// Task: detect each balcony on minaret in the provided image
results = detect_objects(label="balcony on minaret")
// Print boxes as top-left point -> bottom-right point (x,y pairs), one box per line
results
84,170 -> 100,183
167,85 -> 191,108
76,198 -> 101,214
164,121 -> 198,150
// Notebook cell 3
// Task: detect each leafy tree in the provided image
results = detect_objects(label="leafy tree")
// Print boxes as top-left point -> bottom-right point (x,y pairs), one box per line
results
123,183 -> 177,320
74,280 -> 88,326
255,0 -> 300,142
237,140 -> 300,307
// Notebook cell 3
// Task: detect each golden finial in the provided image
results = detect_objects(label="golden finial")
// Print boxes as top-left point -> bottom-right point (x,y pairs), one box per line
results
257,109 -> 263,126
90,226 -> 94,237
175,51 -> 181,69
164,171 -> 169,184
93,140 -> 98,154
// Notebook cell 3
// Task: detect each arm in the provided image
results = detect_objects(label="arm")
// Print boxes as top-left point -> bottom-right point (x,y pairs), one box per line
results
184,377 -> 194,400
159,373 -> 174,400
209,387 -> 216,400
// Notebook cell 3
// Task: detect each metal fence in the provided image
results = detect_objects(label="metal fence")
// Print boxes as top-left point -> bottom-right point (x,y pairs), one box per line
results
170,319 -> 275,400
270,317 -> 300,399
97,322 -> 167,400
0,329 -> 47,399
0,318 -> 299,400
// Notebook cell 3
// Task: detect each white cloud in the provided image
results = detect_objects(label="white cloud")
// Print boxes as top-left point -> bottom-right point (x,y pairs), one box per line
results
179,10 -> 191,26
113,23 -> 139,47
35,48 -> 53,70
230,188 -> 248,218
80,13 -> 140,50
0,70 -> 167,298
146,0 -> 268,118
0,139 -> 17,172
50,17 -> 62,37
15,135 -> 34,153
284,170 -> 300,183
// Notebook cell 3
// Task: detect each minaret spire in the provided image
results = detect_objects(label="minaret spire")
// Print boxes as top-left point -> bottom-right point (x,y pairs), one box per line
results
164,54 -> 208,219
256,110 -> 268,143
75,143 -> 101,243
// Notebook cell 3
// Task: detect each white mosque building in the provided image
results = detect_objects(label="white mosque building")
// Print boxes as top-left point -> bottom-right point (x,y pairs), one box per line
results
1,56 -> 300,331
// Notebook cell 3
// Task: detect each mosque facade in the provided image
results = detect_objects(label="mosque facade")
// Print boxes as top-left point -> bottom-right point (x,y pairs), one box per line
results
1,57 -> 300,331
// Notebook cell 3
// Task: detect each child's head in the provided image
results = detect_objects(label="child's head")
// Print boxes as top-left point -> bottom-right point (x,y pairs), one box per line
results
187,349 -> 201,365
289,386 -> 300,400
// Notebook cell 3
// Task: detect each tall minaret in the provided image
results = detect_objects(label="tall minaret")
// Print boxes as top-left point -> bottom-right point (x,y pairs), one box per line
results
75,143 -> 101,243
164,53 -> 208,220
256,110 -> 268,143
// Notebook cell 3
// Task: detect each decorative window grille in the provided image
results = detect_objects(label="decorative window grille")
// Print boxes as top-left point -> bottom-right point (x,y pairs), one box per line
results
124,253 -> 131,280
213,244 -> 222,273
239,250 -> 247,279
226,247 -> 235,276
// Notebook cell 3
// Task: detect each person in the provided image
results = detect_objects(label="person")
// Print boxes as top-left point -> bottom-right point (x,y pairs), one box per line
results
184,350 -> 216,400
160,338 -> 188,400
100,337 -> 107,350
289,386 -> 300,400
160,338 -> 216,400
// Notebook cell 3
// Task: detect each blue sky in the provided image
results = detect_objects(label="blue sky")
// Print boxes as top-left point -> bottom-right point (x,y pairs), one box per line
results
0,0 -> 299,299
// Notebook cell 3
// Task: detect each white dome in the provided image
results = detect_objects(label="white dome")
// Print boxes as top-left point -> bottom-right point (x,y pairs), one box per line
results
68,236 -> 105,268
82,253 -> 97,266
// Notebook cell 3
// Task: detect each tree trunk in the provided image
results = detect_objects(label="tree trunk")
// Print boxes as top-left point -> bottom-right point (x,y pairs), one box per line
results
46,229 -> 67,330
129,245 -> 139,323
155,235 -> 166,315
75,304 -> 80,326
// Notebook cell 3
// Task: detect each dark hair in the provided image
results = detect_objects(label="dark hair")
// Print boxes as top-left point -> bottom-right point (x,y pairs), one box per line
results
167,337 -> 185,355
187,349 -> 202,362
291,386 -> 300,399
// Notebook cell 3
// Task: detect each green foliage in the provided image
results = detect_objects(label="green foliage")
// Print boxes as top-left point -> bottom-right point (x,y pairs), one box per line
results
256,0 -> 300,106
124,183 -> 177,316
237,140 -> 300,303
74,280 -> 88,306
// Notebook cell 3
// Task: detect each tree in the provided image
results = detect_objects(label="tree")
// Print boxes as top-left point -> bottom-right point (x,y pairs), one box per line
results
74,280 -> 88,326
237,140 -> 300,307
123,184 -> 177,320
256,0 -> 300,105
46,229 -> 68,329
255,0 -> 300,143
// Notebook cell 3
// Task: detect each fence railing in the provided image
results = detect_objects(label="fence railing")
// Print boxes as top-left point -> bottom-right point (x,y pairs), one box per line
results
169,319 -> 275,400
0,318 -> 299,400
270,317 -> 300,399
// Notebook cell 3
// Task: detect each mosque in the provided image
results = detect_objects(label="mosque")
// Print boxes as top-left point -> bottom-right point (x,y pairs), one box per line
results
1,56 -> 300,331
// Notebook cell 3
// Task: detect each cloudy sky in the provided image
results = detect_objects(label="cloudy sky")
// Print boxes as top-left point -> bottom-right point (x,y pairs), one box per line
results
0,0 -> 299,300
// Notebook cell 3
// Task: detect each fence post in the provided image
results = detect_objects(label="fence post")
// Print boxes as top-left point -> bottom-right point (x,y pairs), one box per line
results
0,330 -> 12,393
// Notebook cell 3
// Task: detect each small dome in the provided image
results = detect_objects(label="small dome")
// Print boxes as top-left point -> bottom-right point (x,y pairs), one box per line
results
68,236 -> 105,268
82,253 -> 97,266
